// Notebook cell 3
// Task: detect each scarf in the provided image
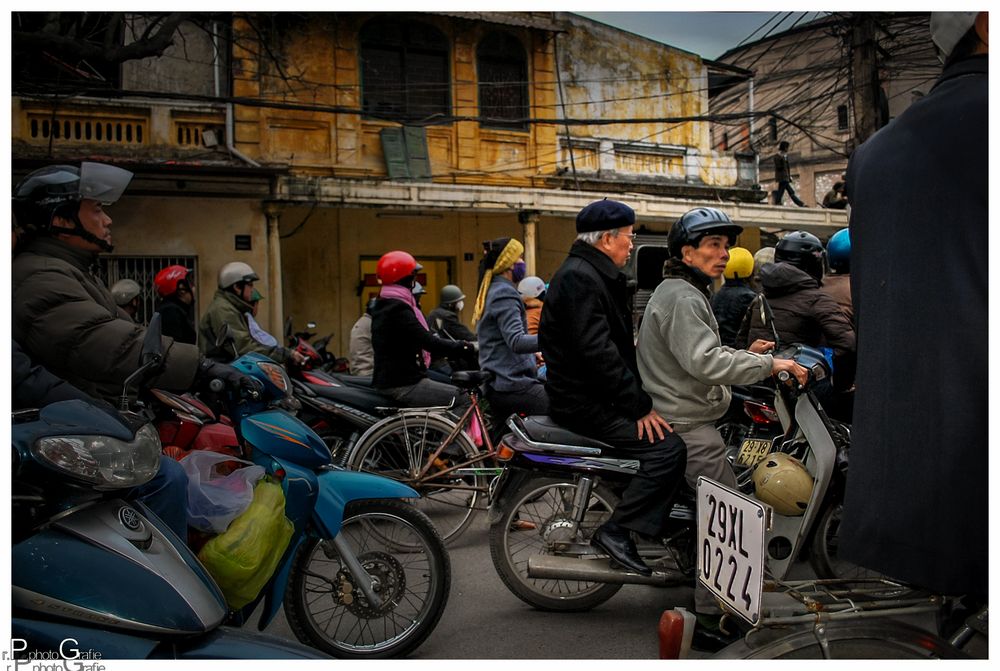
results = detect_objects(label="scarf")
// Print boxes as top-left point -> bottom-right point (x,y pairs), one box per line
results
663,257 -> 714,300
471,238 -> 524,326
380,283 -> 432,367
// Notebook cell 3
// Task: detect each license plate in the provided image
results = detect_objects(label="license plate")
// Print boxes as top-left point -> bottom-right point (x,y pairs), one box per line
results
736,437 -> 774,467
697,477 -> 769,626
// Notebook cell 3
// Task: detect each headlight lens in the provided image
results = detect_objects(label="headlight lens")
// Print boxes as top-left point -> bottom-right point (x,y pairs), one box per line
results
258,361 -> 291,395
31,424 -> 161,489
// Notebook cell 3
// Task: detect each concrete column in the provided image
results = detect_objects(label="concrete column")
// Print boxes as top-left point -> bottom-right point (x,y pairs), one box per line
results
519,210 -> 540,276
263,202 -> 283,334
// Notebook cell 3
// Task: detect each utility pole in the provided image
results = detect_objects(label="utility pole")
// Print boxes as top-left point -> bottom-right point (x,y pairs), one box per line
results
850,12 -> 882,146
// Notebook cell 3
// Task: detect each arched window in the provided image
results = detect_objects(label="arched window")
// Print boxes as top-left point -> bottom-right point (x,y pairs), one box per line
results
477,32 -> 528,130
359,19 -> 450,121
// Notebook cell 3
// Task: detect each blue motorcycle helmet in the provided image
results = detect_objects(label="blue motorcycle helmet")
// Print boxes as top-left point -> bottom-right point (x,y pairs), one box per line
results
827,228 -> 851,273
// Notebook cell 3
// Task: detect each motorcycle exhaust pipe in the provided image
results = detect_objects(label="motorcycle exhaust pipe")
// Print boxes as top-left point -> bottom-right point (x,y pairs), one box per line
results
527,555 -> 687,586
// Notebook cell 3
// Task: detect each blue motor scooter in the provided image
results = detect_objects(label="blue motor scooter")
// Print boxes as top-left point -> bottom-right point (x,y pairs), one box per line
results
11,318 -> 324,660
197,324 -> 451,658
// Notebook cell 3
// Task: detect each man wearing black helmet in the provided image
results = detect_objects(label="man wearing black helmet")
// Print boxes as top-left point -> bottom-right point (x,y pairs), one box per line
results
12,162 -> 260,538
636,208 -> 807,643
737,231 -> 856,403
12,163 -> 258,402
541,199 -> 687,578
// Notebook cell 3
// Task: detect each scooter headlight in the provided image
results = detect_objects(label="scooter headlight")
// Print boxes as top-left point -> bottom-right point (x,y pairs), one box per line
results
31,424 -> 161,489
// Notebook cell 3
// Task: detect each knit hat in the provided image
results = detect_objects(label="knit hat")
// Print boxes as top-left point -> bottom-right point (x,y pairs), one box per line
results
576,199 -> 635,233
471,237 -> 524,325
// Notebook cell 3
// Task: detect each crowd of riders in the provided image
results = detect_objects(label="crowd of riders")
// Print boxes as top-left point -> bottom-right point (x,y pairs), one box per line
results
11,10 -> 986,648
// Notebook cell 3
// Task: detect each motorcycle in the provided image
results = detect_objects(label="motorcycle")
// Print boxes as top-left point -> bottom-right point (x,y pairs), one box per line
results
287,317 -> 348,373
717,383 -> 782,493
486,345 -> 864,613
657,344 -> 985,659
196,324 -> 453,657
11,320 -> 324,660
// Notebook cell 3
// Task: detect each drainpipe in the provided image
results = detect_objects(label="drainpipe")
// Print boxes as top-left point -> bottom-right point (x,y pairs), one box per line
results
263,202 -> 284,333
212,21 -> 221,98
226,103 -> 260,167
748,77 -> 759,185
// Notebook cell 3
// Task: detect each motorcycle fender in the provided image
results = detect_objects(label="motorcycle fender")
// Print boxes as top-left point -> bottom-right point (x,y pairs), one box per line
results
310,469 -> 418,538
486,467 -> 530,525
256,535 -> 306,631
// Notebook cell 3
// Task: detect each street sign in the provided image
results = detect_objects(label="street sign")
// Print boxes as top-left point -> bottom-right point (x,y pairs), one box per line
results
697,477 -> 769,626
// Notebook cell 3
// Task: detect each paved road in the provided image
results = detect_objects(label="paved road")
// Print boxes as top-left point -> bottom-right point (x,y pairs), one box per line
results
257,513 -> 703,659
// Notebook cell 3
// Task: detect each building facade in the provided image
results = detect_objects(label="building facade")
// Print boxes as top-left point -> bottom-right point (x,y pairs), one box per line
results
12,11 -> 847,356
710,12 -> 940,207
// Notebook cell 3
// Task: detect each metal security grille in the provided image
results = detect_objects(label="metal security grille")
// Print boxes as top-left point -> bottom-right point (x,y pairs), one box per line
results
477,32 -> 529,130
97,255 -> 198,327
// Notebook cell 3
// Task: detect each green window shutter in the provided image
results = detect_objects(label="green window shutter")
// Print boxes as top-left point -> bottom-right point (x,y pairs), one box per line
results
380,126 -> 432,181
380,127 -> 411,180
403,126 -> 432,180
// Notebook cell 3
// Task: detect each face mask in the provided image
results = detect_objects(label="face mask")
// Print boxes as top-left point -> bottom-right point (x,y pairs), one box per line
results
511,260 -> 527,284
455,300 -> 465,312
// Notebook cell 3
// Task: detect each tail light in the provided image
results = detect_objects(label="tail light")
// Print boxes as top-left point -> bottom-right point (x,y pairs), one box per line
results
743,400 -> 779,425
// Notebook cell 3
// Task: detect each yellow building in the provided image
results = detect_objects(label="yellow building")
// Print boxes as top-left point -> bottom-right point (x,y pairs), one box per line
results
11,12 -> 847,356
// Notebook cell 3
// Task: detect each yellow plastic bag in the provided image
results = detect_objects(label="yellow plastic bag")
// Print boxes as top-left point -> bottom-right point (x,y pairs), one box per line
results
197,479 -> 294,609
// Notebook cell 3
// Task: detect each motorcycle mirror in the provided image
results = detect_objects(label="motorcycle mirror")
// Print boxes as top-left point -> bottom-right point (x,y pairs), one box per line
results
215,322 -> 232,349
284,316 -> 293,338
307,321 -> 317,330
120,313 -> 165,410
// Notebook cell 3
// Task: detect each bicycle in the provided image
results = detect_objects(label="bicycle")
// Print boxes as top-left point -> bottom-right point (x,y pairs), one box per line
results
342,370 -> 509,545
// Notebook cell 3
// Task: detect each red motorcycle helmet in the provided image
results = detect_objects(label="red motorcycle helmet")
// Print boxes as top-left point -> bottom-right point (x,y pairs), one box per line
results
376,250 -> 421,285
154,265 -> 192,298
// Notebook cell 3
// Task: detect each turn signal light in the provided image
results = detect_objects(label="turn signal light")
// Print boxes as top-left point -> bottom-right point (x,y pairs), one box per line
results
496,442 -> 515,461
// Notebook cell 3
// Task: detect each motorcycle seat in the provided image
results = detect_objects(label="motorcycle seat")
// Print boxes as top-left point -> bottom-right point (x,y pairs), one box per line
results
335,374 -> 374,388
516,415 -> 616,452
451,370 -> 494,389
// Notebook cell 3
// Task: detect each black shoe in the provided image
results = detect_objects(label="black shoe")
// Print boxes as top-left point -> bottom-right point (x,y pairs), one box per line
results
590,523 -> 652,576
690,614 -> 742,653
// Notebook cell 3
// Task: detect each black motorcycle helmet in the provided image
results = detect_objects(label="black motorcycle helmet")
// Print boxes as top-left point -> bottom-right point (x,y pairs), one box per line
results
775,231 -> 826,282
667,207 -> 743,259
12,162 -> 134,252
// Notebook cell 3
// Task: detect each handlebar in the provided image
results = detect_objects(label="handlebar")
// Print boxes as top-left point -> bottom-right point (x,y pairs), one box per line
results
208,377 -> 261,401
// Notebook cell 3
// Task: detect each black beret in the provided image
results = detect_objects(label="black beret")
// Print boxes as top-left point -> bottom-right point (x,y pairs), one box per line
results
576,199 -> 635,233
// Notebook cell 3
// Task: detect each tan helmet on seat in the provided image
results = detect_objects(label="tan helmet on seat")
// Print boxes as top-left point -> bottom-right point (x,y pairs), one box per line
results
752,452 -> 814,516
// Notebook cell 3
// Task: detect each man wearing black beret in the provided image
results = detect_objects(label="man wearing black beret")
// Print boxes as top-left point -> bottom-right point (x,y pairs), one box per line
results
539,199 -> 687,576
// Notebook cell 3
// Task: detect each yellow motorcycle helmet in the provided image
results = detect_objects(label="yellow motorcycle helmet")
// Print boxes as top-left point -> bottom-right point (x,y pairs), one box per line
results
752,453 -> 814,516
724,247 -> 754,280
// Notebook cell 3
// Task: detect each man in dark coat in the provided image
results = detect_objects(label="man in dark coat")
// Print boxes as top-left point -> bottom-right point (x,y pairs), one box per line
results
772,141 -> 806,207
839,12 -> 987,601
540,199 -> 686,576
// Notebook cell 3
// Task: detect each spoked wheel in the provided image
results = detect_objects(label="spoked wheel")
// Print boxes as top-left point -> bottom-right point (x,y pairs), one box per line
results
284,499 -> 450,659
347,413 -> 486,546
488,476 -> 622,611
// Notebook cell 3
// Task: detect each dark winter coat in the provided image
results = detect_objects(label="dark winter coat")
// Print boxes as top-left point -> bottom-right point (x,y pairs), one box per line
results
773,152 -> 791,182
158,294 -> 197,345
840,55 -> 987,598
12,237 -> 200,402
427,306 -> 476,342
539,240 -> 651,431
476,277 -> 539,393
711,279 -> 757,348
737,262 -> 856,362
13,339 -> 93,409
370,299 -> 469,389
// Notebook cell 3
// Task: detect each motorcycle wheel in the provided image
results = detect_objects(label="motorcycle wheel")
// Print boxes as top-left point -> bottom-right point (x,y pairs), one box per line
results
488,476 -> 622,612
347,413 -> 484,546
284,499 -> 450,659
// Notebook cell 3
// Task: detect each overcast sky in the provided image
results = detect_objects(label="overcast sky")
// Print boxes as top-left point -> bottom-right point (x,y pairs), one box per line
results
575,11 -> 820,60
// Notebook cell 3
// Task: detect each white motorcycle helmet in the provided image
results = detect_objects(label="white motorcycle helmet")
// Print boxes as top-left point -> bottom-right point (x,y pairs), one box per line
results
752,453 -> 814,516
517,276 -> 546,300
218,261 -> 259,289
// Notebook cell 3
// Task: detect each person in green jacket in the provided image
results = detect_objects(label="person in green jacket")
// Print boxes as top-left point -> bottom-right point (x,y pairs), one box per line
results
199,261 -> 308,366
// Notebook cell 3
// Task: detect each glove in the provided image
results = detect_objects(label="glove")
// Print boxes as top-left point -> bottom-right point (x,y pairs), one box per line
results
196,359 -> 264,396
